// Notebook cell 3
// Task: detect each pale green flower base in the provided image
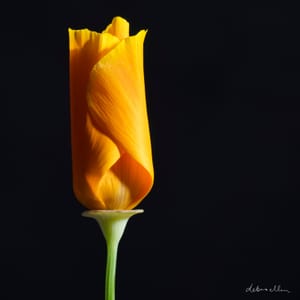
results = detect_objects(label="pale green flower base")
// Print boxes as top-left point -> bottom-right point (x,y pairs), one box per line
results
82,209 -> 144,300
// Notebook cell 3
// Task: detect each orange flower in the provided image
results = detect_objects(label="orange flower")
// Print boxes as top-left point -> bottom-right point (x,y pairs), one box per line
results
69,17 -> 154,210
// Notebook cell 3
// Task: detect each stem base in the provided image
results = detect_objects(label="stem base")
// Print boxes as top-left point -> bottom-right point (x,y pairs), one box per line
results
82,210 -> 144,300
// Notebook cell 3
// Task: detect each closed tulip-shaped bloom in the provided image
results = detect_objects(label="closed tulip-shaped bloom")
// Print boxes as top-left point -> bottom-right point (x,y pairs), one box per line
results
69,17 -> 154,210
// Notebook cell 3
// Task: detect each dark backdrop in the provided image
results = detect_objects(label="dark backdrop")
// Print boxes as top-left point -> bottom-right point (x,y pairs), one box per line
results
1,1 -> 299,299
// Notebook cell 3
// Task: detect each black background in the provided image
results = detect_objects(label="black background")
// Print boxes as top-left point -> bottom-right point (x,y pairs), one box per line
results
1,1 -> 299,299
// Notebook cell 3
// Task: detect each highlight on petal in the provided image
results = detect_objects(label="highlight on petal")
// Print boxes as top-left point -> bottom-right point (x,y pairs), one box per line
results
69,17 -> 154,210
103,16 -> 129,40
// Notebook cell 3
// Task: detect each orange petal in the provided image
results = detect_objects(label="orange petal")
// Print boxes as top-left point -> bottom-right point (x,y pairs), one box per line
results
69,18 -> 154,210
69,28 -> 121,209
87,30 -> 154,209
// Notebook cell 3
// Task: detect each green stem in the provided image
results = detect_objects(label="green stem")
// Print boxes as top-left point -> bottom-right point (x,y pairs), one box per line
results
105,237 -> 119,300
82,210 -> 144,300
